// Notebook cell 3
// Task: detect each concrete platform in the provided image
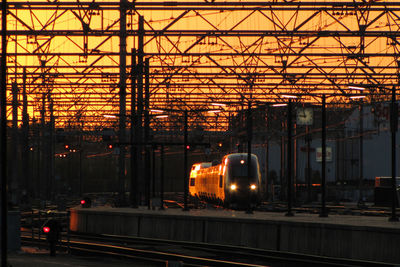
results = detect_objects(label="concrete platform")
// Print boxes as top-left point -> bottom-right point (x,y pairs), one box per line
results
70,206 -> 400,264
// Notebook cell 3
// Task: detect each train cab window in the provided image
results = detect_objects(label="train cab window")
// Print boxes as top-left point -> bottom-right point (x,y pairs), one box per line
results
190,178 -> 195,186
219,175 -> 223,188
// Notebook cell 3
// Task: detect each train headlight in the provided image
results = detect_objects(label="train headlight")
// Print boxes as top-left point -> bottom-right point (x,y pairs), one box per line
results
250,184 -> 257,190
230,184 -> 237,191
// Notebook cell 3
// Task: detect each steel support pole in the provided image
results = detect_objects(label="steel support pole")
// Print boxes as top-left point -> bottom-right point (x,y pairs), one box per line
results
320,95 -> 328,217
152,146 -> 156,201
1,0 -> 8,263
286,99 -> 294,217
358,103 -> 364,205
137,16 -> 144,205
293,123 -> 297,202
144,58 -> 150,210
40,93 -> 46,199
35,119 -> 40,199
78,136 -> 82,197
118,0 -> 127,205
11,83 -> 18,204
183,111 -> 189,211
160,144 -> 165,210
306,126 -> 312,203
390,86 -> 399,222
246,101 -> 253,214
22,69 -> 30,199
49,96 -> 55,200
265,107 -> 269,200
280,122 -> 285,200
130,48 -> 138,208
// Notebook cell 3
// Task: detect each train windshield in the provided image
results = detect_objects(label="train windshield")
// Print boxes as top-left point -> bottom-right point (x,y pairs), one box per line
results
229,157 -> 258,181
230,165 -> 257,178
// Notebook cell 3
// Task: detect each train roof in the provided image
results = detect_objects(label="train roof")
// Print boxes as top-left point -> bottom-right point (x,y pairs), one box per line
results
191,162 -> 212,169
225,153 -> 258,159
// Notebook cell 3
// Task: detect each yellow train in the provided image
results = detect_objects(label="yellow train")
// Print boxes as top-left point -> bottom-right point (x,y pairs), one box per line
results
189,153 -> 261,208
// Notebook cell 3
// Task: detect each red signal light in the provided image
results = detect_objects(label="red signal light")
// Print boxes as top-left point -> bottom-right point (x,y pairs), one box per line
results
186,145 -> 190,150
81,197 -> 92,208
64,144 -> 69,150
108,144 -> 113,149
43,226 -> 50,233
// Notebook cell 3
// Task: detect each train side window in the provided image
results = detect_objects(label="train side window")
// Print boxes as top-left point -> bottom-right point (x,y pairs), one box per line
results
190,178 -> 195,186
219,175 -> 223,188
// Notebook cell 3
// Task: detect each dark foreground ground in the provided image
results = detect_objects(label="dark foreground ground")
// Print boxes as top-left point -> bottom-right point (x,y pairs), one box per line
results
7,247 -> 162,267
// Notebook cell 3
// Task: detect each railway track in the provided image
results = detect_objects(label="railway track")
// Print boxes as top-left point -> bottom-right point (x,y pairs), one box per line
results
21,231 -> 397,267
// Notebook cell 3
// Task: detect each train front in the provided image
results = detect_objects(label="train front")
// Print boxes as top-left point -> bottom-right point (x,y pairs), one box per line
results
224,153 -> 261,208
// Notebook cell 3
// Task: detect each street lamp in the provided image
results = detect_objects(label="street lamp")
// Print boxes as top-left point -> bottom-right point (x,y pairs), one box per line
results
349,95 -> 366,100
155,115 -> 169,119
272,103 -> 287,107
150,109 -> 164,113
211,103 -> 227,107
104,114 -> 117,118
348,86 -> 366,91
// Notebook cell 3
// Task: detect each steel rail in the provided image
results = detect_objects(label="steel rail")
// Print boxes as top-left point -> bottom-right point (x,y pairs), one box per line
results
20,236 -> 266,267
21,232 -> 398,267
